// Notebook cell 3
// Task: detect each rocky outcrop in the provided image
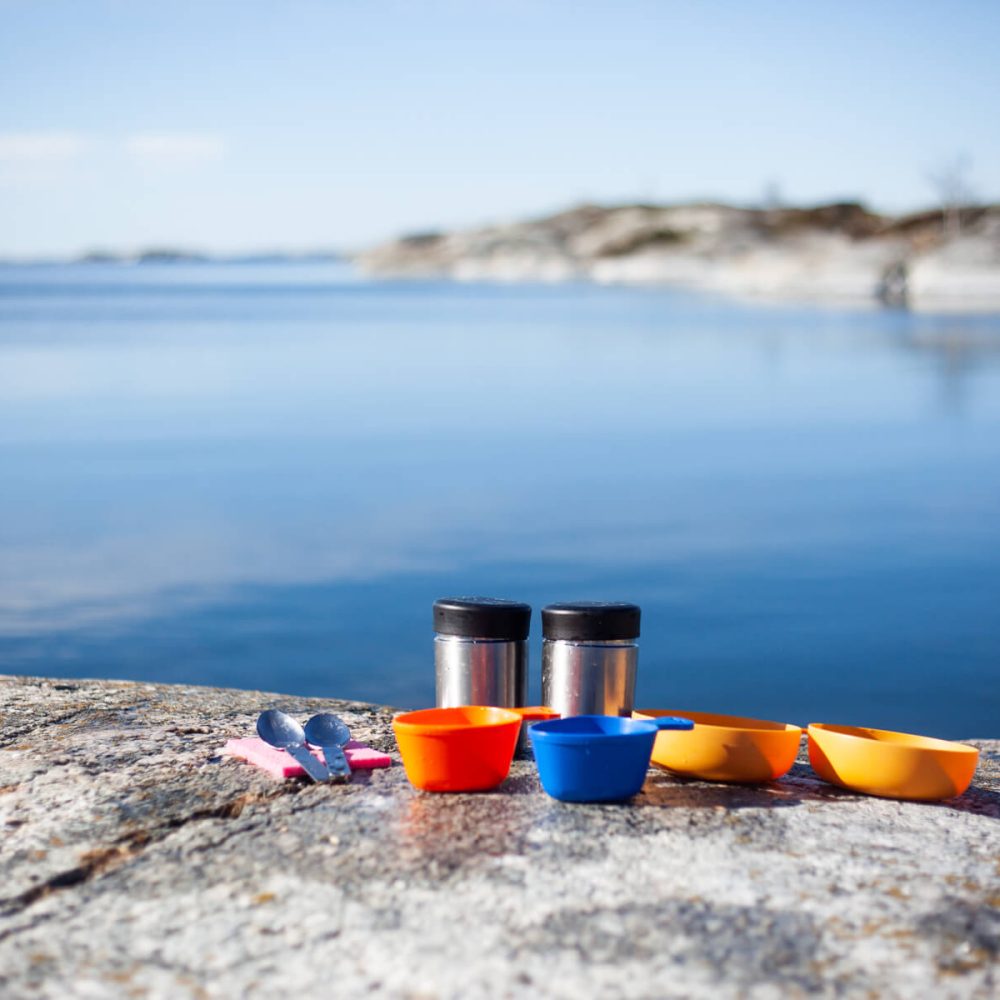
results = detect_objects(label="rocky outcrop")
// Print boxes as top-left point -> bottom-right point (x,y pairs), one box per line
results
1,675 -> 998,998
358,202 -> 1000,311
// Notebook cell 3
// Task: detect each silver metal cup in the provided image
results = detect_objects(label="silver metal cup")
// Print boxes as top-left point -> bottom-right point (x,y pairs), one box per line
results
433,597 -> 531,710
435,635 -> 528,708
541,638 -> 637,717
540,602 -> 641,717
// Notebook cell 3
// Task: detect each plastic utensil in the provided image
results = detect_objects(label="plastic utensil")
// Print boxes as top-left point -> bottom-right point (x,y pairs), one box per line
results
304,713 -> 353,784
256,709 -> 330,783
807,723 -> 979,801
634,709 -> 803,783
392,706 -> 521,792
529,714 -> 693,803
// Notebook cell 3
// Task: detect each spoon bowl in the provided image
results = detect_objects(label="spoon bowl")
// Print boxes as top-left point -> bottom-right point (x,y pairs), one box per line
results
304,713 -> 353,783
304,714 -> 351,749
257,709 -> 308,748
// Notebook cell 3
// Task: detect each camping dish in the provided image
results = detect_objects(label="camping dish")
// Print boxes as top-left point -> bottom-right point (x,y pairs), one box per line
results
634,709 -> 803,784
807,723 -> 979,801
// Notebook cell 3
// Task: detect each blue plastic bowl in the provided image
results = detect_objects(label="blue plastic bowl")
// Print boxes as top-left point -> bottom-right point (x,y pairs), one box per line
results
529,714 -> 694,803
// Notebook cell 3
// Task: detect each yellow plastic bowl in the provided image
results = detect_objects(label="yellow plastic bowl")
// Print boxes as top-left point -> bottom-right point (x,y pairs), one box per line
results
807,723 -> 979,801
633,709 -> 803,784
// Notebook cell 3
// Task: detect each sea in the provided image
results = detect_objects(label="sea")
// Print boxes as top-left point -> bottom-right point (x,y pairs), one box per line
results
1,261 -> 998,737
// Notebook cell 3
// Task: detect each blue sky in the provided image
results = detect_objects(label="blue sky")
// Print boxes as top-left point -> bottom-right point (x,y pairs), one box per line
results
2,0 -> 999,256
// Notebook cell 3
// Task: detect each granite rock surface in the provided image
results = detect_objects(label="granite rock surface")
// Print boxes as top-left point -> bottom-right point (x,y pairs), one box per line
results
1,675 -> 998,999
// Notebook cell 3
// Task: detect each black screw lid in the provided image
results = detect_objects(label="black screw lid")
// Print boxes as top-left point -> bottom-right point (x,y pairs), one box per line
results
541,601 -> 641,641
433,597 -> 532,640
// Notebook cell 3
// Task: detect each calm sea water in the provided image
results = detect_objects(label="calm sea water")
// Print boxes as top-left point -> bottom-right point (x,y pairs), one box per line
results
1,262 -> 999,736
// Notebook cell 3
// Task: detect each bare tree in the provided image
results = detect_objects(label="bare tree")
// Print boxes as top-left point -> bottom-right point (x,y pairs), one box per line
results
926,154 -> 977,237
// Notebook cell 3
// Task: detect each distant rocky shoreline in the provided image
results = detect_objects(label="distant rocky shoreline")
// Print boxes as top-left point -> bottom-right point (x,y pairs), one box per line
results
358,201 -> 1000,312
0,249 -> 344,266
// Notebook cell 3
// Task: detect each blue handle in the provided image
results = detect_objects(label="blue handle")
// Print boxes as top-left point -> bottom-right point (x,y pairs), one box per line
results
653,716 -> 694,731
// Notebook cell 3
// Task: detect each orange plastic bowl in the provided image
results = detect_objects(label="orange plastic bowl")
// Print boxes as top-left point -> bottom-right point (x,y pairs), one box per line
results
633,709 -> 803,783
512,706 -> 561,757
392,706 -> 521,792
807,723 -> 979,801
511,706 -> 561,724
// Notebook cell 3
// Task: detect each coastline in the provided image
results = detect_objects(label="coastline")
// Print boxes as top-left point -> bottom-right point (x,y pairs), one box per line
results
357,202 -> 1000,314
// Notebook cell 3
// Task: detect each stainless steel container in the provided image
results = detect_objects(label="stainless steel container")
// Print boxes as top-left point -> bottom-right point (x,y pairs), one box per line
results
434,597 -> 531,708
541,602 -> 640,717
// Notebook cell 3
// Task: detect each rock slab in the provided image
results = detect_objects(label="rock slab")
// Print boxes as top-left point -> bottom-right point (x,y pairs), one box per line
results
1,675 -> 998,999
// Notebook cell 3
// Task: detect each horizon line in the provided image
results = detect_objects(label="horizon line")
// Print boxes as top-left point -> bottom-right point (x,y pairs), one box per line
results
1,195 -> 987,265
